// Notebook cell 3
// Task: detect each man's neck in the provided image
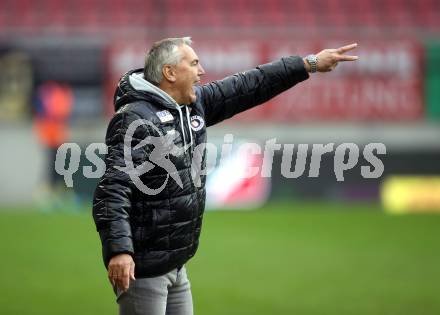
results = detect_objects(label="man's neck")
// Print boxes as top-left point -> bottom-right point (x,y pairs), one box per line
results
158,83 -> 183,105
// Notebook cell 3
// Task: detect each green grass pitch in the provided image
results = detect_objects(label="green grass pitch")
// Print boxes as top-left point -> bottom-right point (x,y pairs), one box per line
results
0,202 -> 439,315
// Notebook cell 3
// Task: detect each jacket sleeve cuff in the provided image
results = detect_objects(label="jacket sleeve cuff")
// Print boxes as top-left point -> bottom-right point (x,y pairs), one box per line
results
100,233 -> 134,267
282,55 -> 310,84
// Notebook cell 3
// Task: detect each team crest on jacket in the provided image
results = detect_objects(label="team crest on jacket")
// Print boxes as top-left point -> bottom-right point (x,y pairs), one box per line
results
190,115 -> 205,131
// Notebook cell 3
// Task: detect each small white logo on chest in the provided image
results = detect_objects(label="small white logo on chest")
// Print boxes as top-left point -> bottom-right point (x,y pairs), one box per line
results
156,110 -> 174,123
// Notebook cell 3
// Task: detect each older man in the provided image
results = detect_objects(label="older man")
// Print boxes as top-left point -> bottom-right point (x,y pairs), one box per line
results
93,37 -> 358,315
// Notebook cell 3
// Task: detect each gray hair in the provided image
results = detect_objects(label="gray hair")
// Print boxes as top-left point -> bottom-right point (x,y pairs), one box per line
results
144,37 -> 193,85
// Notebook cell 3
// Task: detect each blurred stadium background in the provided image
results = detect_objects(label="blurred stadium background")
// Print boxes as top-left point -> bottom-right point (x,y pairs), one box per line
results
0,0 -> 439,314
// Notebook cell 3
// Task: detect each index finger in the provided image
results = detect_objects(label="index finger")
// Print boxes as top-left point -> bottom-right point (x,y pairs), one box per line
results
121,266 -> 131,291
337,43 -> 358,54
337,55 -> 359,62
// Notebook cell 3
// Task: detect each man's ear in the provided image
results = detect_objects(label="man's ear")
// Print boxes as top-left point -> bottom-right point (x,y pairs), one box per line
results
162,65 -> 176,83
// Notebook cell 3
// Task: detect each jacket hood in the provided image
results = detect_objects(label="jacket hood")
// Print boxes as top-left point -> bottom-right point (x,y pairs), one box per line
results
114,68 -> 195,148
114,68 -> 180,112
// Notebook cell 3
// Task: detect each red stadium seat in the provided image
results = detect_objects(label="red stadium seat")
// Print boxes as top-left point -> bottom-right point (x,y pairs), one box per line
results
0,0 -> 439,34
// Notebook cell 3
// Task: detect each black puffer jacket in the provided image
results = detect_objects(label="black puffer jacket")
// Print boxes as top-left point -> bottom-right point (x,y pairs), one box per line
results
92,56 -> 309,278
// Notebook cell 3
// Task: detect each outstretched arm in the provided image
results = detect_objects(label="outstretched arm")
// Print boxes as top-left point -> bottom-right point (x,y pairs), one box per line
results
198,55 -> 308,127
199,43 -> 358,127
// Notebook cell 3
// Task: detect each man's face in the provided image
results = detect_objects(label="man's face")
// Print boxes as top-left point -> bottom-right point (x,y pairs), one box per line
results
173,45 -> 205,104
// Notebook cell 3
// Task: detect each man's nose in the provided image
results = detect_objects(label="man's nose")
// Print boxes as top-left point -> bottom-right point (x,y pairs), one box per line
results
198,64 -> 205,76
